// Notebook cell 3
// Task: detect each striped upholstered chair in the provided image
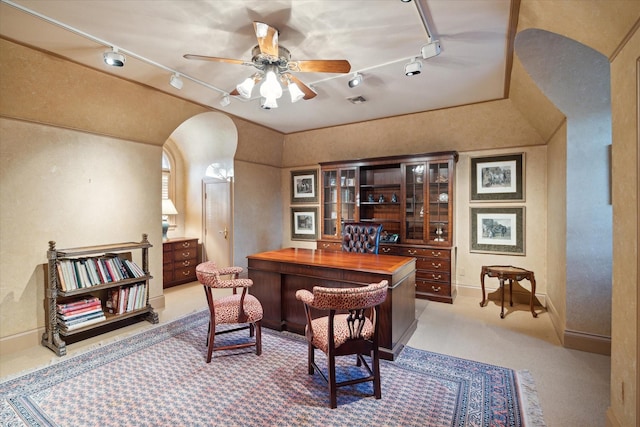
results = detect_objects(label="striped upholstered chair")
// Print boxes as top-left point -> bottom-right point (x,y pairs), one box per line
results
195,261 -> 263,363
341,222 -> 383,254
295,280 -> 388,408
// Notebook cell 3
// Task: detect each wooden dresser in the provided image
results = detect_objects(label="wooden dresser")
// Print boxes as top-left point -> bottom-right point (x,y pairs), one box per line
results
163,237 -> 199,288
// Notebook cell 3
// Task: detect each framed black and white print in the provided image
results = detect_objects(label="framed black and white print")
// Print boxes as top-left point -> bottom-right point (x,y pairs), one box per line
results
291,207 -> 318,240
470,207 -> 525,255
291,169 -> 318,204
470,153 -> 524,201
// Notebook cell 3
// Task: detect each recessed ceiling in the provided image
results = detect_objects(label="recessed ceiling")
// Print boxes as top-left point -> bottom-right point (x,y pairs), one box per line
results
0,0 -> 514,134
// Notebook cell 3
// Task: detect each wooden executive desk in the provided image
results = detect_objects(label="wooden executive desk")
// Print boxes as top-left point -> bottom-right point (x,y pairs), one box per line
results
247,247 -> 417,360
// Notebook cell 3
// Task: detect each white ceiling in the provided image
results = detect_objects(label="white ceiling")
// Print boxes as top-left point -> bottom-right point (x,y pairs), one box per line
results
0,0 -> 514,134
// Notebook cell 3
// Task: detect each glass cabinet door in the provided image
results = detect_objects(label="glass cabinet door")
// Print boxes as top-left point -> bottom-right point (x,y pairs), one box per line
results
321,169 -> 339,238
340,168 -> 357,227
426,160 -> 452,245
403,162 -> 426,243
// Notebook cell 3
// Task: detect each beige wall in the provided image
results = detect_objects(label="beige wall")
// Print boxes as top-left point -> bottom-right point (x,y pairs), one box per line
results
0,118 -> 162,339
609,25 -> 639,427
545,121 -> 568,340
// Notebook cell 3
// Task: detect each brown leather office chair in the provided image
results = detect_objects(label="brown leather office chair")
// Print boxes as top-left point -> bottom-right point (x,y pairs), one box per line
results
295,280 -> 388,408
195,261 -> 263,363
342,222 -> 383,254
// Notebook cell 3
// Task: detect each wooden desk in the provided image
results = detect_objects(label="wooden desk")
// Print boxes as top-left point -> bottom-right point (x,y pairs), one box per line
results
247,248 -> 417,360
480,265 -> 537,319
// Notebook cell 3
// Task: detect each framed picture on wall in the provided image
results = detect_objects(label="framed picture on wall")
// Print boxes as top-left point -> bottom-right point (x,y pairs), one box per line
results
470,207 -> 525,255
291,169 -> 318,203
291,207 -> 318,240
470,153 -> 525,201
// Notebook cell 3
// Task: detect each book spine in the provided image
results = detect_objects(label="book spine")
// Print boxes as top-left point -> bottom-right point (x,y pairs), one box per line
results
56,296 -> 100,311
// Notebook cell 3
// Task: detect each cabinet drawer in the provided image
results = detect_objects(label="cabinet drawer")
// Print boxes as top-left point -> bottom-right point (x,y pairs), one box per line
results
398,247 -> 450,260
416,281 -> 451,296
174,266 -> 196,281
163,269 -> 174,283
379,245 -> 399,255
417,271 -> 450,283
317,241 -> 342,251
175,258 -> 196,269
416,258 -> 451,272
173,248 -> 197,261
170,239 -> 197,250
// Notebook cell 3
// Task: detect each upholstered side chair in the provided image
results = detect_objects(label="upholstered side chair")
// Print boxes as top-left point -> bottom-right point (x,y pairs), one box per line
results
295,280 -> 388,408
195,261 -> 263,363
342,222 -> 383,254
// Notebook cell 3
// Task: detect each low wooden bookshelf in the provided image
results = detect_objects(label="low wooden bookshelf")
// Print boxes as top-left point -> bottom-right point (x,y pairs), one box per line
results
42,234 -> 159,356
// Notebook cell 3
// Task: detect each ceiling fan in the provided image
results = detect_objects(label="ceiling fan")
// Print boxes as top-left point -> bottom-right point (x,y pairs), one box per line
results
184,21 -> 351,109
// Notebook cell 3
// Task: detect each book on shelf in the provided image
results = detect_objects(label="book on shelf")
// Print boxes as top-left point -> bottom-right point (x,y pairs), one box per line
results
105,283 -> 147,315
56,256 -> 146,292
59,313 -> 107,331
57,306 -> 104,322
57,303 -> 103,320
56,296 -> 101,312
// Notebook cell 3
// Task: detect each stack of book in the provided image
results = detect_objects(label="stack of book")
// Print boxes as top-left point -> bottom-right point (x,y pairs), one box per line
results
106,283 -> 147,315
57,296 -> 106,332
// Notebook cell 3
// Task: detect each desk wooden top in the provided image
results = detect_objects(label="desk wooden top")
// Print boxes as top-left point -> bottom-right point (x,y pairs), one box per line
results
247,247 -> 415,275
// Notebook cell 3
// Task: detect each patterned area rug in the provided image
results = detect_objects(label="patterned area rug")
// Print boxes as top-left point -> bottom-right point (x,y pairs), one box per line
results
1,310 -> 544,426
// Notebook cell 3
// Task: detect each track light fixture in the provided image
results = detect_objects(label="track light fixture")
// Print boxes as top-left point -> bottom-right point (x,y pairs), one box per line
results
404,58 -> 422,76
348,73 -> 363,88
103,47 -> 125,67
169,73 -> 184,90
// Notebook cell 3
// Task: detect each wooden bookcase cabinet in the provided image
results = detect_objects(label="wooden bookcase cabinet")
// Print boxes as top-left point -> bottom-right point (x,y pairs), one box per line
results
318,152 -> 457,303
43,234 -> 159,356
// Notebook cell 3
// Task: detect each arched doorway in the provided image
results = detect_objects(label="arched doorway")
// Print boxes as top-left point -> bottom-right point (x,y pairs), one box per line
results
165,112 -> 238,267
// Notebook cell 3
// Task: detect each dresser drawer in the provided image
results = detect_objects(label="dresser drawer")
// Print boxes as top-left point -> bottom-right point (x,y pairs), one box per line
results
317,240 -> 342,251
417,270 -> 450,283
398,247 -> 450,260
416,281 -> 451,296
416,258 -> 451,272
174,266 -> 196,282
379,245 -> 399,255
170,239 -> 197,251
173,248 -> 197,262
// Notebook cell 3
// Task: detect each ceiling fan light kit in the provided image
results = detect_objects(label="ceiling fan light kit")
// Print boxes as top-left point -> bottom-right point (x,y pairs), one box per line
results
103,47 -> 125,67
404,57 -> 422,76
184,21 -> 351,110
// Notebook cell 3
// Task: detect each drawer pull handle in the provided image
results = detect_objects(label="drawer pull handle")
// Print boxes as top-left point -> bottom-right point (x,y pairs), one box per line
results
431,251 -> 441,257
181,270 -> 191,276
408,249 -> 418,255
182,261 -> 191,266
431,285 -> 441,292
432,274 -> 442,280
432,262 -> 442,269
322,243 -> 330,248
182,242 -> 191,248
181,252 -> 190,258
382,247 -> 391,253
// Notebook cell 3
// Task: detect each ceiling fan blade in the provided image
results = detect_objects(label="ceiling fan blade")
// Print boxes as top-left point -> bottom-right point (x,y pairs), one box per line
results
288,75 -> 317,100
183,54 -> 246,65
289,59 -> 351,74
253,21 -> 279,57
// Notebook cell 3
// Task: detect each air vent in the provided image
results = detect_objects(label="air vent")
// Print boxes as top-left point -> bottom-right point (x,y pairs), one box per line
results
347,96 -> 367,104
